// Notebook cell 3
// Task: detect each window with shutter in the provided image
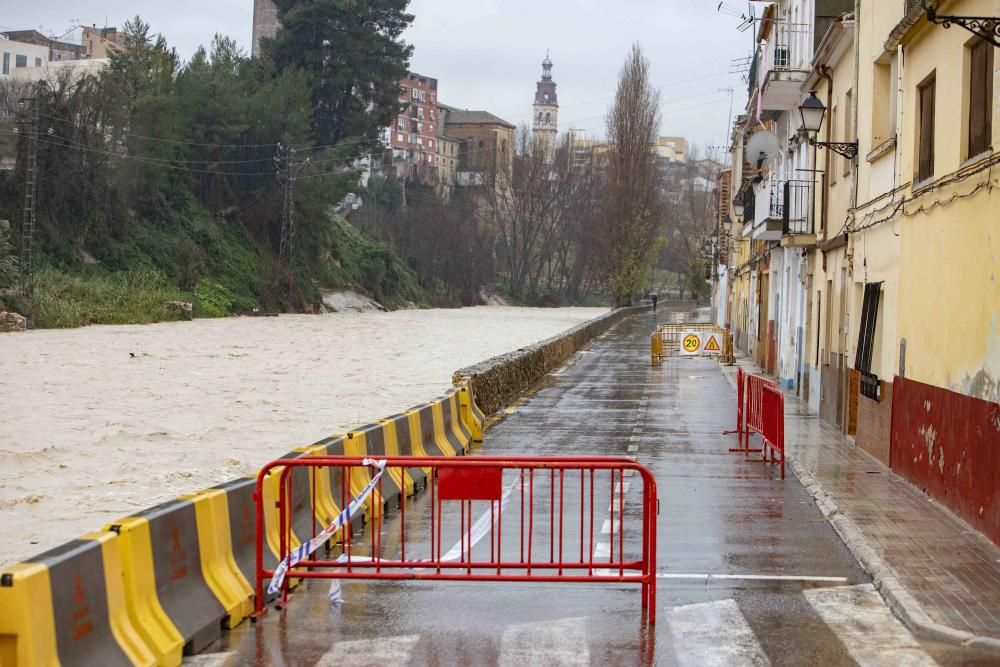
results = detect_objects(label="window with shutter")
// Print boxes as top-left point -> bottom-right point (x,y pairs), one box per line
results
855,282 -> 884,400
968,39 -> 993,159
917,76 -> 935,183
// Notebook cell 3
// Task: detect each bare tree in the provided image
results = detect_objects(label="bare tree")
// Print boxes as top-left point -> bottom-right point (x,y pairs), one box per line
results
601,44 -> 663,307
659,145 -> 720,300
481,127 -> 571,301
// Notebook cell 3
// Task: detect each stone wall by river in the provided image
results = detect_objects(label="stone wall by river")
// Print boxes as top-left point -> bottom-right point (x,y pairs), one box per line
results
0,306 -> 607,566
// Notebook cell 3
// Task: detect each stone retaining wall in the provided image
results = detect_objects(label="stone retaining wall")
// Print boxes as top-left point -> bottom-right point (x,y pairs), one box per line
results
453,305 -> 650,416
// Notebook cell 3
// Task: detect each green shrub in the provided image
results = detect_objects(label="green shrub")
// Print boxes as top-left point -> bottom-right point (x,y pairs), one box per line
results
193,279 -> 234,318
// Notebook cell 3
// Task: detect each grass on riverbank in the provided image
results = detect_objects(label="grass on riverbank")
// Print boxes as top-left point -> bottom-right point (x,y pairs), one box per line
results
26,268 -> 191,328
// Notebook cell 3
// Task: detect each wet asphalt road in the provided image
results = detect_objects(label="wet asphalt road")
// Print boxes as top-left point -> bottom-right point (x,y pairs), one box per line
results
195,311 -> 996,666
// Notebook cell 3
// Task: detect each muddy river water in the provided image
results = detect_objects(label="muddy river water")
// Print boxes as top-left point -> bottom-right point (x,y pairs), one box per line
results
0,306 -> 607,566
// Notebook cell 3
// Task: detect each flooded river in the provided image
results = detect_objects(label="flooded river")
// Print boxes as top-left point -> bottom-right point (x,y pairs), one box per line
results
0,306 -> 607,566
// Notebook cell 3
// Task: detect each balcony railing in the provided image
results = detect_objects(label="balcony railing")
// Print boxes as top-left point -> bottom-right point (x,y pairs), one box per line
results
781,180 -> 812,235
761,23 -> 810,76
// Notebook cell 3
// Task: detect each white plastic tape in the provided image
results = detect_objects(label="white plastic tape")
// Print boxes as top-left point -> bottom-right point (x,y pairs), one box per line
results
268,458 -> 387,596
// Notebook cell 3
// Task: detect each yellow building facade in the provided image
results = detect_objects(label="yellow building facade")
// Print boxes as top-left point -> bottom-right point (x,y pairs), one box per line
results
719,0 -> 1000,545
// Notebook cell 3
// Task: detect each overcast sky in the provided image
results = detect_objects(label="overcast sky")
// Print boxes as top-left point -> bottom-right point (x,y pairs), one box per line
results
2,0 -> 754,150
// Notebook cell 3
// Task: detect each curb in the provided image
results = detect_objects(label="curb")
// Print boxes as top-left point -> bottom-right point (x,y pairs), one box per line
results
788,459 -> 1000,652
718,360 -> 1000,652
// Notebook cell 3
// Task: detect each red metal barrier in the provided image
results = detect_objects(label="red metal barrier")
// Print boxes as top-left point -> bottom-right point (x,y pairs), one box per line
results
254,456 -> 659,624
724,367 -> 763,454
736,373 -> 783,478
744,373 -> 775,442
759,385 -> 785,479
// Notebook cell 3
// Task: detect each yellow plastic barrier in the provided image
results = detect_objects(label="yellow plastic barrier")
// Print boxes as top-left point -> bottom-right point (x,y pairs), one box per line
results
378,418 -> 417,497
342,431 -> 385,522
108,497 -> 233,662
210,476 -> 282,602
446,390 -> 474,452
175,489 -> 253,630
105,514 -> 184,667
439,392 -> 471,454
456,382 -> 485,442
430,401 -> 459,458
0,532 -> 155,667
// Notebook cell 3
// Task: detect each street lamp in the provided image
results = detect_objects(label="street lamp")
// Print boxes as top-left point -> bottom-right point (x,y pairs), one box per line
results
798,91 -> 859,160
732,194 -> 745,219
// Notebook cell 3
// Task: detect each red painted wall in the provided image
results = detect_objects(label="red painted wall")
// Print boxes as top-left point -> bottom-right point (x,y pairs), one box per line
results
890,376 -> 1000,546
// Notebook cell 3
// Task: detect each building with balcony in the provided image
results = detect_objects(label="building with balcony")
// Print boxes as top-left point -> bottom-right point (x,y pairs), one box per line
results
385,73 -> 442,186
720,0 -> 1000,549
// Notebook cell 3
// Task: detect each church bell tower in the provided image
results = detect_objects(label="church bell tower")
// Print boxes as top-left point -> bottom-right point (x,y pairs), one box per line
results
532,51 -> 558,161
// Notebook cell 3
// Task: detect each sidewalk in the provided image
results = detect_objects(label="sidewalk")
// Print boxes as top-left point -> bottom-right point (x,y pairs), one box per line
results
721,357 -> 1000,651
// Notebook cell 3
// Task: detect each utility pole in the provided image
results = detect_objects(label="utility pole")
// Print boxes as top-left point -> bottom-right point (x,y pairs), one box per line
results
275,143 -> 310,268
15,84 -> 42,296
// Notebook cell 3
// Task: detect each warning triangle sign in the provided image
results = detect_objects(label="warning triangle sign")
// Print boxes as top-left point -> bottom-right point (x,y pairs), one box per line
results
704,335 -> 721,352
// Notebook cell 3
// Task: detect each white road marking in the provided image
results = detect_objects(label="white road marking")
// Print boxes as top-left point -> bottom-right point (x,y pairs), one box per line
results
499,616 -> 590,666
183,654 -> 235,667
600,519 -> 620,534
668,598 -> 770,667
314,635 -> 420,666
627,444 -> 639,453
594,542 -> 610,558
803,584 -> 937,666
658,573 -> 850,583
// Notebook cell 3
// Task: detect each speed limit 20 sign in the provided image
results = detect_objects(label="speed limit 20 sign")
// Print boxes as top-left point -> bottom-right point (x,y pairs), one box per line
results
681,333 -> 702,355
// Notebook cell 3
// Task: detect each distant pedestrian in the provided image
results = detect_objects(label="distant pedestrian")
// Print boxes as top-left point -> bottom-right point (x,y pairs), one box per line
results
651,293 -> 658,312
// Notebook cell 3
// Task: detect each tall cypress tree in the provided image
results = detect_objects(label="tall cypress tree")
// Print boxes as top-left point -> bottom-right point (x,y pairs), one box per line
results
268,0 -> 414,153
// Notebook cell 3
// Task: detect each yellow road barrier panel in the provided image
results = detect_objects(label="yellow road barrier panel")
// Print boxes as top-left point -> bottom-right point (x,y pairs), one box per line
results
176,490 -> 253,630
343,431 -> 386,522
456,382 -> 485,443
443,391 -> 472,454
105,516 -> 184,667
0,532 -> 156,667
378,418 -> 417,498
430,400 -> 459,458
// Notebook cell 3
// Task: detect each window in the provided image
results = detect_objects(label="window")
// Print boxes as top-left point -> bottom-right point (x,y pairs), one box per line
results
545,112 -> 551,124
15,54 -> 27,68
34,57 -> 42,67
2,53 -> 9,75
397,118 -> 404,129
871,61 -> 897,146
417,107 -> 424,120
855,282 -> 883,399
967,39 -> 993,158
408,133 -> 416,144
417,122 -> 423,133
917,75 -> 935,183
397,133 -> 403,142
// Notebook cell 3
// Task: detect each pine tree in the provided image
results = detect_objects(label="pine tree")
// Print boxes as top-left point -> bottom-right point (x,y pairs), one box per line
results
268,0 -> 414,153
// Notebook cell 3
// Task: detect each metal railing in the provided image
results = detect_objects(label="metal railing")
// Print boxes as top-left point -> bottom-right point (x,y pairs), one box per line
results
781,180 -> 812,235
255,455 -> 660,624
651,322 -> 735,366
762,23 -> 810,75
